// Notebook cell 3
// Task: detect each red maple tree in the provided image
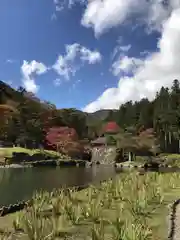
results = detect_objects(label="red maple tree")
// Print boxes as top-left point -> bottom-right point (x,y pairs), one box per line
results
103,121 -> 120,134
45,126 -> 78,151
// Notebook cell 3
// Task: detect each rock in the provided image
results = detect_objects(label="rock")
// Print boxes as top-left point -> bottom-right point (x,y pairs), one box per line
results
45,155 -> 52,160
12,152 -> 31,163
59,161 -> 77,167
0,206 -> 8,216
144,161 -> 159,169
32,160 -> 57,167
114,148 -> 123,163
82,148 -> 92,161
77,161 -> 86,167
30,153 -> 46,161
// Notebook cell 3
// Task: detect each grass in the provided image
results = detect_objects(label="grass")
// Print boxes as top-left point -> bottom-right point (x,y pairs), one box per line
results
117,161 -> 143,168
159,153 -> 180,159
0,147 -> 60,158
1,171 -> 180,239
159,153 -> 180,167
0,147 -> 71,164
122,154 -> 180,168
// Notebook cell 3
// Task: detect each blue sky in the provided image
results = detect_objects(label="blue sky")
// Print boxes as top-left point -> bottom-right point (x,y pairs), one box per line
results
1,0 -> 180,112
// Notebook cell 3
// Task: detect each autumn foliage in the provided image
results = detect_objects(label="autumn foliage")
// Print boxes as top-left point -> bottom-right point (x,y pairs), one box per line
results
103,121 -> 120,134
0,104 -> 18,122
0,104 -> 19,137
45,126 -> 91,159
45,127 -> 78,149
61,141 -> 85,159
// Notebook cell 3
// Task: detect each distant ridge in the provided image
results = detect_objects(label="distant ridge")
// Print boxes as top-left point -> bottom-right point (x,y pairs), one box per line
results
0,80 -> 117,122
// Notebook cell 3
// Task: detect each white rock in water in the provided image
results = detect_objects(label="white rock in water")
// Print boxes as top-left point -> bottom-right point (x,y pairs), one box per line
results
0,164 -> 31,168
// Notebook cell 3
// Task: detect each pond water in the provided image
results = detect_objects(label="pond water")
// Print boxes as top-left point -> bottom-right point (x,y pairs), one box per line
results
1,165 -> 180,208
0,165 -> 118,207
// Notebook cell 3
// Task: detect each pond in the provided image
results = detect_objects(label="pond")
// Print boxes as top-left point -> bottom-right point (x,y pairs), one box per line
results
1,165 -> 180,208
0,165 -> 119,207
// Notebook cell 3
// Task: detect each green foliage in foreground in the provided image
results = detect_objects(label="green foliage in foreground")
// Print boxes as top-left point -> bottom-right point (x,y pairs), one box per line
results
1,172 -> 180,239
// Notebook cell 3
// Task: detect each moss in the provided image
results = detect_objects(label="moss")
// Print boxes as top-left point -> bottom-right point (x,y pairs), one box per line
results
0,147 -> 71,164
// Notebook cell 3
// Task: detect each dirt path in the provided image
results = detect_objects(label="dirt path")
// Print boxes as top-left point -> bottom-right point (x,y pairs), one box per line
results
0,213 -> 15,232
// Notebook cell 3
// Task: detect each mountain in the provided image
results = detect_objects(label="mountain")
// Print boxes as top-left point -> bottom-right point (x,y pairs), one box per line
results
89,109 -> 112,120
0,81 -> 116,124
85,110 -> 114,124
0,81 -> 56,110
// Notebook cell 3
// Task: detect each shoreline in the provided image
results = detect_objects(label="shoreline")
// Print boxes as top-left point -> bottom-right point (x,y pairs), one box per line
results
1,160 -> 180,170
1,172 -> 180,239
0,177 -> 112,216
0,164 -> 32,168
0,159 -> 88,168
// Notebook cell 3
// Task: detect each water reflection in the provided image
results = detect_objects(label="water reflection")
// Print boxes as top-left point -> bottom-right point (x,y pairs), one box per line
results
0,165 -> 115,207
1,166 -> 179,207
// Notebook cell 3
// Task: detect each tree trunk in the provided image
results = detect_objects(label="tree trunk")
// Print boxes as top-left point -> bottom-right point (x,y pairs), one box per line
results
164,132 -> 167,152
169,131 -> 171,144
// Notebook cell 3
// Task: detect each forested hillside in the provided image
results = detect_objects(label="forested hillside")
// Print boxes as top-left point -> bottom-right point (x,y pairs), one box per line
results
0,79 -> 180,153
107,79 -> 180,153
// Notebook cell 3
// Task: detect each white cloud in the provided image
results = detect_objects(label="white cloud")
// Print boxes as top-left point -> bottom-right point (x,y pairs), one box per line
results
81,0 -> 180,36
53,55 -> 74,80
53,0 -> 86,12
53,0 -> 64,12
69,79 -> 82,92
53,78 -> 62,86
81,0 -> 141,36
146,0 -> 180,33
111,56 -> 143,76
21,60 -> 47,93
111,44 -> 131,60
119,45 -> 131,52
80,46 -> 101,64
140,50 -> 150,57
6,59 -> 15,64
83,8 -> 180,112
52,43 -> 101,80
51,13 -> 57,21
